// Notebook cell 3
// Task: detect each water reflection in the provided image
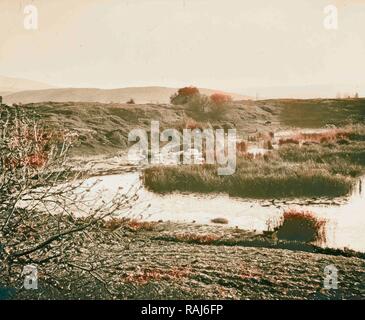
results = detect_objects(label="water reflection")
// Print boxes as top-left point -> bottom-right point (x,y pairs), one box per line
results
82,172 -> 365,252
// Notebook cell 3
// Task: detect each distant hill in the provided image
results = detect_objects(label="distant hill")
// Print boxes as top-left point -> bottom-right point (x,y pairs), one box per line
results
21,100 -> 276,156
3,86 -> 251,104
0,75 -> 55,93
6,98 -> 364,157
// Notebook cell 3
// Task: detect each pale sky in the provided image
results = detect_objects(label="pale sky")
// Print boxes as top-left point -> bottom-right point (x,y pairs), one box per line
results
0,0 -> 365,97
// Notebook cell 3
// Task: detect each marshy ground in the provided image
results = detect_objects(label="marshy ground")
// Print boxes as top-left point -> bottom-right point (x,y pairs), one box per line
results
143,126 -> 365,199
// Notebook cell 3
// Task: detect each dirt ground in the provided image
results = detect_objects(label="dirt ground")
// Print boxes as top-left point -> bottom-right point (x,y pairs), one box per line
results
12,223 -> 364,300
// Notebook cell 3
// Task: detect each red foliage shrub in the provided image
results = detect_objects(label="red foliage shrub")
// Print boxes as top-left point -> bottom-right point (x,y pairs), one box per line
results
170,86 -> 200,105
210,93 -> 232,104
178,86 -> 200,97
4,126 -> 59,169
290,129 -> 351,144
272,209 -> 326,243
24,152 -> 48,168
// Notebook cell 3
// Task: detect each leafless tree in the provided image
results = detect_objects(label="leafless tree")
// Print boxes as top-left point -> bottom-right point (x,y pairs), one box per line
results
0,105 -> 139,299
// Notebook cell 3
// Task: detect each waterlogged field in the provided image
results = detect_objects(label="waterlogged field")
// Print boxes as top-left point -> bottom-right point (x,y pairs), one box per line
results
56,103 -> 365,253
143,126 -> 365,199
73,171 -> 365,252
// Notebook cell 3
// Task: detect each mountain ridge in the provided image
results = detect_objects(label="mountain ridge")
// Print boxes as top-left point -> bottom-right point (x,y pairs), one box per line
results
0,75 -> 55,93
2,86 -> 251,104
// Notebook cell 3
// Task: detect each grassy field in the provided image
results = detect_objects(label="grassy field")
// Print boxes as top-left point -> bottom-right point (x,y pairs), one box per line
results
278,140 -> 365,168
270,98 -> 365,128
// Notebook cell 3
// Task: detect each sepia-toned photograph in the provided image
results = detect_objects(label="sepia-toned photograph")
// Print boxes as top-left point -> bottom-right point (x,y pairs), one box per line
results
0,0 -> 364,304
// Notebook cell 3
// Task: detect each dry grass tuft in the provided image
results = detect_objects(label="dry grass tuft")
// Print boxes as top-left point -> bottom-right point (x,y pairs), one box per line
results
270,209 -> 327,243
284,129 -> 352,145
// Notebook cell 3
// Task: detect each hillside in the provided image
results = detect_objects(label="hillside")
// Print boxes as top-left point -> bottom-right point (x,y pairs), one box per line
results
259,98 -> 365,127
3,87 -> 250,105
0,75 -> 54,93
22,100 -> 279,156
14,98 -> 363,157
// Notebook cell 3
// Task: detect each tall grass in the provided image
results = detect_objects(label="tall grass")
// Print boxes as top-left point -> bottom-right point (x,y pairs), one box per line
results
278,143 -> 365,175
143,125 -> 365,199
143,160 -> 354,199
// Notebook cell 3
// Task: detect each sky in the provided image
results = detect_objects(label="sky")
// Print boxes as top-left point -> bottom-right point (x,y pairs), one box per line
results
0,0 -> 365,97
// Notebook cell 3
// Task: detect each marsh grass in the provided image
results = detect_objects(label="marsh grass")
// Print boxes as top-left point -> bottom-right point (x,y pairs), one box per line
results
278,142 -> 365,173
143,125 -> 365,199
143,159 -> 354,199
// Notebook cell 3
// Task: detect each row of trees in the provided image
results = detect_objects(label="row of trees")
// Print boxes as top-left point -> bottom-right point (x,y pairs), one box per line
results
170,86 -> 232,105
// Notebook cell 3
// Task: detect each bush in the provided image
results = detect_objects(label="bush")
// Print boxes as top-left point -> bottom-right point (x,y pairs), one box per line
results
273,210 -> 326,243
0,105 -> 137,297
210,93 -> 232,104
127,98 -> 135,104
209,93 -> 231,119
186,94 -> 210,116
170,86 -> 200,105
